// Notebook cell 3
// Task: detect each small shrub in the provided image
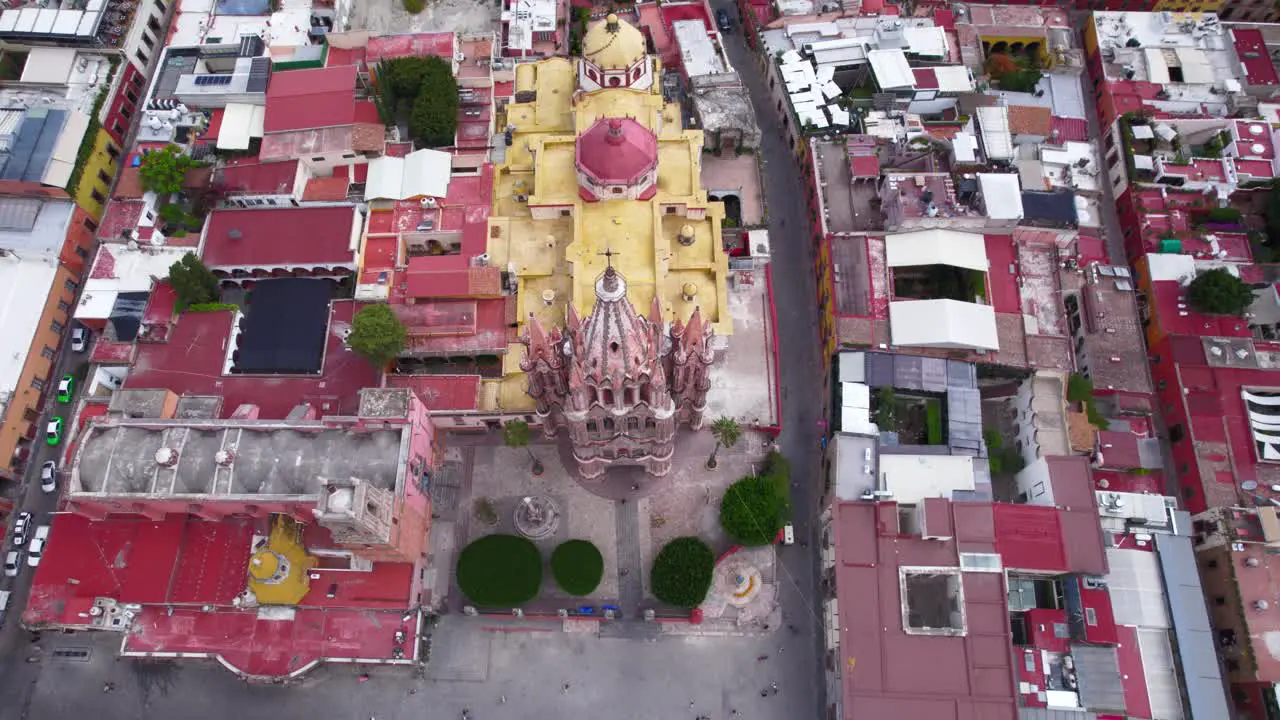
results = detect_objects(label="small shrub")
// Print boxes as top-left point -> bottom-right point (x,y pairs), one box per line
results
456,534 -> 543,607
185,302 -> 238,313
550,540 -> 604,596
651,537 -> 715,608
925,401 -> 943,445
403,0 -> 424,12
472,498 -> 498,526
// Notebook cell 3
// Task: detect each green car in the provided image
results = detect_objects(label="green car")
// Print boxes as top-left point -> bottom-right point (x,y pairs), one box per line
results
56,375 -> 73,404
45,417 -> 62,447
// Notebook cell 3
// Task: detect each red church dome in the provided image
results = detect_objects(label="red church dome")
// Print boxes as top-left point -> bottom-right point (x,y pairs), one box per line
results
576,117 -> 658,187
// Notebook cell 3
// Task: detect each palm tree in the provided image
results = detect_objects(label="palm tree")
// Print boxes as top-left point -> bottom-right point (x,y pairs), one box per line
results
706,416 -> 742,470
503,419 -> 544,475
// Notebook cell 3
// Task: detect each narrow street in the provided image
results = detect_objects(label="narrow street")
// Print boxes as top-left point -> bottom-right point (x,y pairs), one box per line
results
0,321 -> 90,715
717,7 -> 829,713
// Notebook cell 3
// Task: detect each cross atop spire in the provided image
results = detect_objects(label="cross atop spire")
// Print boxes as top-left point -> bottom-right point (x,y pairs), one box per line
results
598,247 -> 619,267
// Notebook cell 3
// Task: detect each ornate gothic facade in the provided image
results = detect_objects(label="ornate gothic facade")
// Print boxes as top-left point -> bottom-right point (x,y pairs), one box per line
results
520,266 -> 714,480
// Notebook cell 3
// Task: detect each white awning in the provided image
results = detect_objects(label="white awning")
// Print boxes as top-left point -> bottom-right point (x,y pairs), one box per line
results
217,103 -> 266,151
42,109 -> 88,189
364,149 -> 452,201
868,49 -> 914,90
932,65 -> 974,93
975,106 -> 1013,160
885,229 -> 989,272
1143,48 -> 1170,84
888,299 -> 999,351
978,173 -> 1024,220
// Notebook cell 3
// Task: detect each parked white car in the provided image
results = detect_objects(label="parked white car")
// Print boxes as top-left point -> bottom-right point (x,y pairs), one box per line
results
40,461 -> 56,494
4,551 -> 18,577
70,327 -> 88,353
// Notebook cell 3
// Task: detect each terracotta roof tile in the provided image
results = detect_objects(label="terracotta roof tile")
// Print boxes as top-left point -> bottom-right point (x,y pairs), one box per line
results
1006,105 -> 1053,137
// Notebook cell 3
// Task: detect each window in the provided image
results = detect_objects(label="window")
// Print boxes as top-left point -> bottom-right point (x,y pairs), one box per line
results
97,170 -> 111,185
23,408 -> 38,423
154,0 -> 166,12
560,209 -> 571,217
1157,380 -> 1166,391
608,76 -> 621,87
148,16 -> 161,33
130,73 -> 144,89
1207,559 -> 1219,569
141,32 -> 155,49
65,279 -> 78,292
31,377 -> 44,391
136,49 -> 150,66
74,246 -> 89,259
603,388 -> 614,405
125,89 -> 138,104
50,320 -> 64,334
106,144 -> 120,160
312,156 -> 325,162
119,105 -> 132,121
603,417 -> 615,432
645,417 -> 655,430
57,300 -> 71,314
40,346 -> 54,360
1214,596 -> 1226,606
112,121 -> 125,137
586,420 -> 598,433
612,187 -> 623,194
91,189 -> 106,204
626,417 -> 639,431
1169,424 -> 1185,443
342,153 -> 357,159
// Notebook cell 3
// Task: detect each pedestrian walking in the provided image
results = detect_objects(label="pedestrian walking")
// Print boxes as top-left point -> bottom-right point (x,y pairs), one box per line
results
562,682 -> 571,694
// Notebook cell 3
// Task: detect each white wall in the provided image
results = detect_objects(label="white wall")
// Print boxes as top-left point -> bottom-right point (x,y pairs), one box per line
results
123,0 -> 169,75
1013,456 -> 1054,506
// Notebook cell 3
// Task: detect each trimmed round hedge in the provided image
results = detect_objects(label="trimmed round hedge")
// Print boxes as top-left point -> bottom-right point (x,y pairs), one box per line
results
550,540 -> 604,596
651,536 -> 715,609
719,473 -> 787,546
456,534 -> 543,607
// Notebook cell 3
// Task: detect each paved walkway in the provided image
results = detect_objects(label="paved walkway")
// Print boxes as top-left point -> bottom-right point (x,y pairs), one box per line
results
614,499 -> 644,615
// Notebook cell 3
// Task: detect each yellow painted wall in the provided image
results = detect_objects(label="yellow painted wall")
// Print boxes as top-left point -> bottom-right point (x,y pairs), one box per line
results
74,128 -> 119,220
1084,16 -> 1100,57
1152,0 -> 1224,12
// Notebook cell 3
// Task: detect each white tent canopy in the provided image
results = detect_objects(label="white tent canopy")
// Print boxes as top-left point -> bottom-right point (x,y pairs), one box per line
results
364,149 -> 451,201
889,299 -> 999,351
217,103 -> 266,151
885,229 -> 989,272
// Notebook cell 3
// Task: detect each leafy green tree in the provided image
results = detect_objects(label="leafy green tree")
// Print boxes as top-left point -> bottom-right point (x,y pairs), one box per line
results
550,540 -> 604,596
402,0 -> 424,12
1187,267 -> 1256,316
456,534 -> 543,607
167,252 -> 218,309
374,56 -> 459,148
719,473 -> 788,546
651,537 -> 715,609
502,418 -> 544,475
347,303 -> 406,368
139,145 -> 196,194
706,416 -> 741,469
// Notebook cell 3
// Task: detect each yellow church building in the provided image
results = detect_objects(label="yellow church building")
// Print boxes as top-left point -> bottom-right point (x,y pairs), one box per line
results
482,14 -> 732,412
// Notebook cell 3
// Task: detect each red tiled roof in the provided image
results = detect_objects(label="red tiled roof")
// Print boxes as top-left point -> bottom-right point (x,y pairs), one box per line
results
994,503 -> 1107,575
1006,105 -> 1052,137
403,257 -> 502,298
1233,28 -> 1280,87
385,374 -> 481,411
264,65 -> 358,133
143,281 -> 178,325
366,32 -> 455,64
1115,625 -> 1153,719
124,301 -> 379,419
202,206 -> 358,269
848,154 -> 880,178
205,108 -> 224,141
932,7 -> 954,29
96,200 -> 145,241
833,501 -> 1016,720
217,159 -> 300,196
1050,117 -> 1088,143
911,68 -> 938,90
302,175 -> 351,202
1096,430 -> 1143,469
394,298 -> 510,355
113,167 -> 144,199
